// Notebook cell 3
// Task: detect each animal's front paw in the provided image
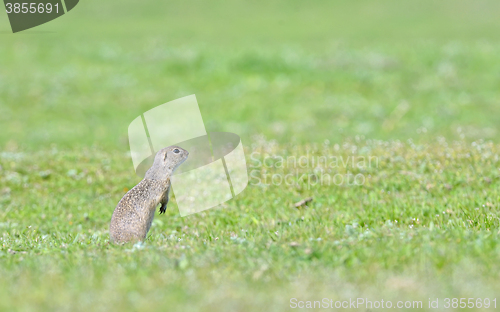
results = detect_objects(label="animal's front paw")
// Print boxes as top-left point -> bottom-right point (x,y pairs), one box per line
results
159,203 -> 167,214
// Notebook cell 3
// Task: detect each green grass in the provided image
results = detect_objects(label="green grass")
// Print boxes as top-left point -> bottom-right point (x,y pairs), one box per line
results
1,140 -> 500,311
1,0 -> 500,311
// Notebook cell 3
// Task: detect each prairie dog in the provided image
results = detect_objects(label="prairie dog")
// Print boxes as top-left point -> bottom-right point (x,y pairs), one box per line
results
110,146 -> 188,243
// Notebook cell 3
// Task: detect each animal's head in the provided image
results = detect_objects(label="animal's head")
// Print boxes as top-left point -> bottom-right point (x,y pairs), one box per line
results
145,145 -> 189,180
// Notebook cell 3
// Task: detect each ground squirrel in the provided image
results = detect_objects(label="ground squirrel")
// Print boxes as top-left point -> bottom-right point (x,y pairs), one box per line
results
110,145 -> 189,244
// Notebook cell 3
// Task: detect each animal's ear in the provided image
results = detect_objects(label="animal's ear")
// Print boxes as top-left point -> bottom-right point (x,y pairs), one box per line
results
163,151 -> 168,161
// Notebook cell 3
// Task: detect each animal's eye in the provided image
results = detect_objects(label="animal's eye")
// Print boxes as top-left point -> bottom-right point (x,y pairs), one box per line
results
173,148 -> 180,154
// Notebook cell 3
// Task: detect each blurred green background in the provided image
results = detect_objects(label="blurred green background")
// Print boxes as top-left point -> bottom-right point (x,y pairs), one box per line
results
1,0 -> 499,151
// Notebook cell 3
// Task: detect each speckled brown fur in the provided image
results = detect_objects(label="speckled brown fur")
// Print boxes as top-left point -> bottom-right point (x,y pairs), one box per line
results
109,146 -> 188,244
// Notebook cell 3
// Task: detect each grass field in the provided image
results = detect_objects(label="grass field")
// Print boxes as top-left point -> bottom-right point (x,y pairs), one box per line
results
1,0 -> 500,311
